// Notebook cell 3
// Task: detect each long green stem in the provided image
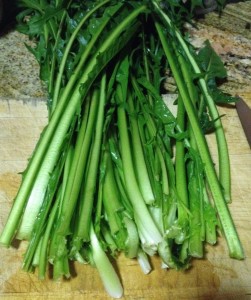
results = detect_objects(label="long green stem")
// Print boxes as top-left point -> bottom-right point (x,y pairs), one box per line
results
74,74 -> 106,242
152,0 -> 231,202
48,6 -> 70,109
175,97 -> 187,200
131,77 -> 169,198
155,21 -> 244,259
103,156 -> 123,234
0,5 -> 146,247
55,93 -> 97,237
127,93 -> 155,205
90,223 -> 123,298
116,85 -> 162,248
175,48 -> 208,250
38,187 -> 61,279
188,170 -> 204,258
51,0 -> 114,112
175,97 -> 189,224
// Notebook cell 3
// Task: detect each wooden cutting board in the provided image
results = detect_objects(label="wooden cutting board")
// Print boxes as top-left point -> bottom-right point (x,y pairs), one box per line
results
0,2 -> 251,299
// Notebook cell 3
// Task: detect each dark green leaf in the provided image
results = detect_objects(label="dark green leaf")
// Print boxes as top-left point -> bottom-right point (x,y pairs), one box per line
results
197,40 -> 227,80
211,88 -> 239,104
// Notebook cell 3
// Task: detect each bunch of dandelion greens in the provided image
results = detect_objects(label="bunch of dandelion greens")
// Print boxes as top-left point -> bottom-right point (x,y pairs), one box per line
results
0,0 -> 244,297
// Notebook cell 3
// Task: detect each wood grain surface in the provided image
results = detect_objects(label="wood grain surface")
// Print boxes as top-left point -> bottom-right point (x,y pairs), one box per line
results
0,2 -> 251,299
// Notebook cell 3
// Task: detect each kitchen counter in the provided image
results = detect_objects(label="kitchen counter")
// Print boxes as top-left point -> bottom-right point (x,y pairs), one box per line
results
0,2 -> 251,299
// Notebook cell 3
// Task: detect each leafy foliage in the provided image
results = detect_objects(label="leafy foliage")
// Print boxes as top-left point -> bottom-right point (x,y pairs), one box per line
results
0,0 -> 244,298
198,40 -> 238,103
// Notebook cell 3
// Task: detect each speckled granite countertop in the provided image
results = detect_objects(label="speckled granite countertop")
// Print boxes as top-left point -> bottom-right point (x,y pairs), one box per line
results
0,31 -> 46,101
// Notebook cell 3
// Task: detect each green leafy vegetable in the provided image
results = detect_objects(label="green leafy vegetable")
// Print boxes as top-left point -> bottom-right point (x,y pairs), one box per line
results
0,0 -> 244,298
